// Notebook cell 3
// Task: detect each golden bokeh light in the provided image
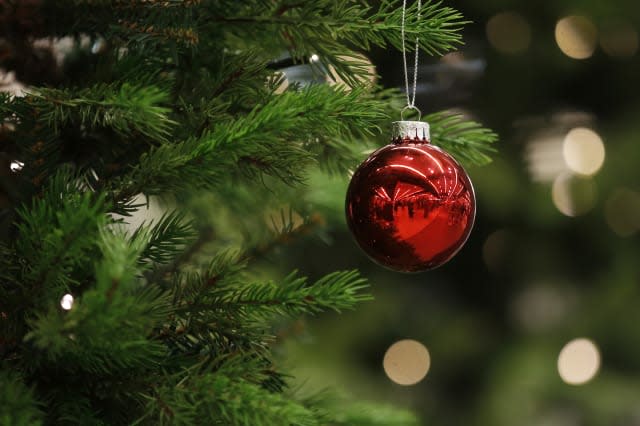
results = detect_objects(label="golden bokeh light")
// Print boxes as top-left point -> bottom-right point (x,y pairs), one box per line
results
557,338 -> 601,385
383,339 -> 431,386
600,22 -> 639,58
555,16 -> 598,59
562,127 -> 605,176
551,173 -> 596,217
486,12 -> 532,54
605,188 -> 640,237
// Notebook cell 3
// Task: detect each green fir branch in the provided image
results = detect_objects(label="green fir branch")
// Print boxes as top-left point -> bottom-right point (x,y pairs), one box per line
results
15,169 -> 109,306
210,0 -> 466,87
299,391 -> 420,426
27,84 -> 176,142
141,373 -> 317,426
130,210 -> 197,266
425,111 -> 498,166
192,269 -> 372,319
116,84 -> 386,199
0,370 -> 44,426
25,230 -> 170,374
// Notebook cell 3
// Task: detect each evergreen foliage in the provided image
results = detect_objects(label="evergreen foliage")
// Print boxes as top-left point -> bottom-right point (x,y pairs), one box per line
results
0,0 -> 496,424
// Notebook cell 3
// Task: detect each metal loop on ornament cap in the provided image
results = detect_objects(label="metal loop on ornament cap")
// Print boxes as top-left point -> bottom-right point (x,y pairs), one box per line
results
400,105 -> 422,121
392,120 -> 430,142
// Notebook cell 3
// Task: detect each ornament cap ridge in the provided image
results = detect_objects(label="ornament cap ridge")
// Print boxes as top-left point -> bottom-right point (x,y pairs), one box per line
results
392,120 -> 430,142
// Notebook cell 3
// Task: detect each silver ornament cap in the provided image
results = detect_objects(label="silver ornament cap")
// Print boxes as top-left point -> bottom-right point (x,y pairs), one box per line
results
392,121 -> 430,142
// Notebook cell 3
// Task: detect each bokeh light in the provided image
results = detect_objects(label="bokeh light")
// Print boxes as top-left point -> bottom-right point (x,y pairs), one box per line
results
486,12 -> 532,54
555,16 -> 598,59
526,134 -> 566,182
562,127 -> 605,176
10,161 -> 24,172
600,21 -> 639,58
511,285 -> 574,332
60,294 -> 74,311
482,229 -> 510,273
383,339 -> 431,386
558,338 -> 601,385
605,188 -> 640,237
551,173 -> 597,217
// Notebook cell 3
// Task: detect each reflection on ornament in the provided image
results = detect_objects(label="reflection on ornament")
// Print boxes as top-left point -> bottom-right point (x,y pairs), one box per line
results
346,121 -> 475,272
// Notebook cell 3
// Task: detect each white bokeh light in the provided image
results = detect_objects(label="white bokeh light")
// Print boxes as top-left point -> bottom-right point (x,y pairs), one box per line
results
383,339 -> 431,386
551,173 -> 597,217
558,338 -> 601,385
562,128 -> 605,176
60,294 -> 75,311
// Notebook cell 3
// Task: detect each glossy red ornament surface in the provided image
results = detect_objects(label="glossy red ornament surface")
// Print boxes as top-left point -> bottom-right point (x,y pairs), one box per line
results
345,137 -> 475,272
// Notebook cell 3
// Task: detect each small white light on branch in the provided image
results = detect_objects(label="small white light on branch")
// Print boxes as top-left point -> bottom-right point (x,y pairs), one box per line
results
60,294 -> 75,311
10,161 -> 24,172
309,54 -> 320,63
383,339 -> 431,385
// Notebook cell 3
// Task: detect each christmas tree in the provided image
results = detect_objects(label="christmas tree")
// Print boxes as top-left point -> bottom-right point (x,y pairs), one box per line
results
0,1 -> 496,424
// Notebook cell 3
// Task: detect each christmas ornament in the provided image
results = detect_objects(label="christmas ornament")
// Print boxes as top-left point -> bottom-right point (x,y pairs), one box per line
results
345,121 -> 475,272
344,0 -> 476,272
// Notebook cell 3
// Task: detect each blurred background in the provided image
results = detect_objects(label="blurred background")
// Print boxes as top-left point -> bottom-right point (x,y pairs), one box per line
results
270,1 -> 640,425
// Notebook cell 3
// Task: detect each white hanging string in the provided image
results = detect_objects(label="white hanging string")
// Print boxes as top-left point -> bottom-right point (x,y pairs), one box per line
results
401,0 -> 422,120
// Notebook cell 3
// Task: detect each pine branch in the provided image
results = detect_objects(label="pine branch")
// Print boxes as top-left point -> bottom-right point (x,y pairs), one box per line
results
240,208 -> 323,262
15,169 -> 109,307
23,84 -> 176,142
130,210 -> 197,266
188,269 -> 372,319
141,373 -> 317,426
425,111 -> 498,166
114,84 -> 386,199
24,230 -> 170,374
210,0 -> 466,87
0,370 -> 44,426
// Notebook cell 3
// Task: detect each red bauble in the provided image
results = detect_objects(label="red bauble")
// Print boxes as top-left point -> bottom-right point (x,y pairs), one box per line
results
345,121 -> 475,272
